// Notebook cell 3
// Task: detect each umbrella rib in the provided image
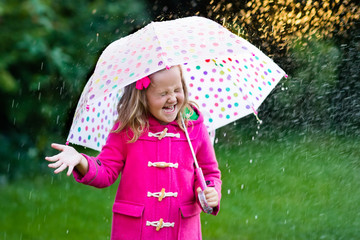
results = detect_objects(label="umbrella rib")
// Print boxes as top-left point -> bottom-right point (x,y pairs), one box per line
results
150,22 -> 169,70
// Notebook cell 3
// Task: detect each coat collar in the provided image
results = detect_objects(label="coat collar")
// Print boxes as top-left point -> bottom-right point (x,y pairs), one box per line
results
147,106 -> 204,128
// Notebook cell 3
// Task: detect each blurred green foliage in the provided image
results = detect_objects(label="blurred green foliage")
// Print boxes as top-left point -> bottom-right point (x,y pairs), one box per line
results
332,27 -> 360,133
264,39 -> 341,129
0,0 -> 150,179
254,28 -> 360,136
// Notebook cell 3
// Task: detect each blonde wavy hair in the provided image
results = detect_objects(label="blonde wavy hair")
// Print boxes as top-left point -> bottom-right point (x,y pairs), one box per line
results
114,65 -> 194,142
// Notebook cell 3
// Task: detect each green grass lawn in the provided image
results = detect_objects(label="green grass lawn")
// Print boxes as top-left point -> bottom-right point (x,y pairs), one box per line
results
1,130 -> 360,239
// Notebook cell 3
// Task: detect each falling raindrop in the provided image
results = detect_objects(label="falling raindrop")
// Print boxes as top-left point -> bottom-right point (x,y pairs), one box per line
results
227,189 -> 231,194
40,62 -> 43,70
249,159 -> 253,163
96,33 -> 99,42
241,184 -> 244,189
66,229 -> 69,234
255,215 -> 258,220
56,115 -> 60,125
38,82 -> 41,91
87,38 -> 94,47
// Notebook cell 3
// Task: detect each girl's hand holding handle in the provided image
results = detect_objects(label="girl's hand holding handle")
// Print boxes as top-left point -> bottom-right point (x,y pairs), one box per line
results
197,187 -> 219,208
45,143 -> 88,176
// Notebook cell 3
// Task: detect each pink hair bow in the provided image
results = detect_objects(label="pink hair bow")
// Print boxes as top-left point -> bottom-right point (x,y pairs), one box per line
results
135,76 -> 151,90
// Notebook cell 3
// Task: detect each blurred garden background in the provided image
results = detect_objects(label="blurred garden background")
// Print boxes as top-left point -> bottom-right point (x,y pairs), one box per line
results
1,0 -> 359,239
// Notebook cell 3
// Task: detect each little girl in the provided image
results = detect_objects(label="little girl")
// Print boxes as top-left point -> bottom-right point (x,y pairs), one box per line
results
45,65 -> 222,240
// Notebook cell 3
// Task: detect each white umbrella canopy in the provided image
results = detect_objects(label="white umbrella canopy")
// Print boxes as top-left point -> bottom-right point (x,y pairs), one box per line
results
67,16 -> 286,150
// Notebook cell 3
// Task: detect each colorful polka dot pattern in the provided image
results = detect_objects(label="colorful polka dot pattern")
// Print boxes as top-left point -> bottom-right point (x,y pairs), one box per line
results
67,16 -> 286,150
183,53 -> 285,131
67,77 -> 123,150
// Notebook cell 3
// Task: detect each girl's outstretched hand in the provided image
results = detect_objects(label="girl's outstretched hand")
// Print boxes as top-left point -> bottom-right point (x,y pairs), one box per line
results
197,187 -> 219,208
45,143 -> 88,176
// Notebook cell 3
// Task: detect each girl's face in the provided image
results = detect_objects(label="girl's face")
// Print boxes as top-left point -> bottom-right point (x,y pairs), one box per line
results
146,66 -> 185,124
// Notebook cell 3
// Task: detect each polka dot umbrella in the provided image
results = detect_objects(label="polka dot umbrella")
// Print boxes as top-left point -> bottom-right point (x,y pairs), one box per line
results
67,16 -> 287,151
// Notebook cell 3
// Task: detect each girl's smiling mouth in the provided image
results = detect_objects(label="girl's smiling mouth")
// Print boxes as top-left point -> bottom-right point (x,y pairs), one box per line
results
163,105 -> 176,113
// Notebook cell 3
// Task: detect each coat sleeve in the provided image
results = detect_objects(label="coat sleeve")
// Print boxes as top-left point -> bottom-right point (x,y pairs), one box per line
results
195,123 -> 222,216
73,124 -> 126,188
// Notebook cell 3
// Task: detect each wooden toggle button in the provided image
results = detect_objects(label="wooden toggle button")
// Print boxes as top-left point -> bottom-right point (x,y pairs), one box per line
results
158,128 -> 168,140
158,188 -> 166,201
157,162 -> 170,168
156,218 -> 164,231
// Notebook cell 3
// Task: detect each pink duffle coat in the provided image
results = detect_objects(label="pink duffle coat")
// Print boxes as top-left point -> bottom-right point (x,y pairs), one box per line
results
73,110 -> 222,240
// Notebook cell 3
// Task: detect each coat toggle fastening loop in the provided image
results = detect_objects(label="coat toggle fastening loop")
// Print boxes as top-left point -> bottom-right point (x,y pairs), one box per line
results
147,188 -> 178,201
146,218 -> 175,231
148,161 -> 178,168
148,128 -> 180,140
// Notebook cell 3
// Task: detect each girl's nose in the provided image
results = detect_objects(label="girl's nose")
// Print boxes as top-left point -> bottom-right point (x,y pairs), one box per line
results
167,94 -> 177,103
